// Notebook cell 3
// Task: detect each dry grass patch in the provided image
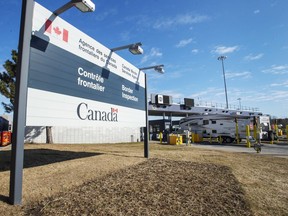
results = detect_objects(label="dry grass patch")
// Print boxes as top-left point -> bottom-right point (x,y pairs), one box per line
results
25,158 -> 252,216
1,142 -> 288,215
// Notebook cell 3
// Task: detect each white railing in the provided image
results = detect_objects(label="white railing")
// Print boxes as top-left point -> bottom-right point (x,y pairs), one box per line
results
149,97 -> 260,112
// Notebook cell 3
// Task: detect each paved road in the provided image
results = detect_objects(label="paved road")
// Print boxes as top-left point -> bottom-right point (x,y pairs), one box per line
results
190,141 -> 288,158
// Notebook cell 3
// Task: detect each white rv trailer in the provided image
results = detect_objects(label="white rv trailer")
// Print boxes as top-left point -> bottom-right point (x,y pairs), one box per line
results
257,115 -> 272,140
179,113 -> 271,143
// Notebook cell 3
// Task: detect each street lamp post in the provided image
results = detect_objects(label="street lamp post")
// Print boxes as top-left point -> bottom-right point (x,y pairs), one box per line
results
110,43 -> 148,156
237,98 -> 241,110
139,65 -> 164,158
217,56 -> 229,109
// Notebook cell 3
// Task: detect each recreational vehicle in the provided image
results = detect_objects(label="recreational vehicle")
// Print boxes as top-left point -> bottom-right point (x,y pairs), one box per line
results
179,113 -> 271,143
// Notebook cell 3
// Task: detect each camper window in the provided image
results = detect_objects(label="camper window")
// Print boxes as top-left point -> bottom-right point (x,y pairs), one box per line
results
203,120 -> 209,125
211,120 -> 216,124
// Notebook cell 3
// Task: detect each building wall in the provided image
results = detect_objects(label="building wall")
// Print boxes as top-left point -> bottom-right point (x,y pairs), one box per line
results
25,126 -> 141,144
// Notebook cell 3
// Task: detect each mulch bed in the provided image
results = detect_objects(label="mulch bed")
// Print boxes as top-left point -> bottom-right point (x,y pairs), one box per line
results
24,158 -> 252,215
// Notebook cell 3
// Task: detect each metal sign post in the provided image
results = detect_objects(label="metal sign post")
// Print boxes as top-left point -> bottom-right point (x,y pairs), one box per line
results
144,73 -> 149,158
9,0 -> 34,205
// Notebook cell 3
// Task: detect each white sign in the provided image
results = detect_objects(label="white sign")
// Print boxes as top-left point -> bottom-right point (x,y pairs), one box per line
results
26,3 -> 146,128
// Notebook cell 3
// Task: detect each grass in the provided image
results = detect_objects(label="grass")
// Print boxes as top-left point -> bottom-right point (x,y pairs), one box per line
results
25,159 -> 252,215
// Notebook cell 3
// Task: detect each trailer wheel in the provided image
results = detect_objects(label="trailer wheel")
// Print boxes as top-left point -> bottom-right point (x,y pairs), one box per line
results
222,137 -> 227,143
225,137 -> 234,143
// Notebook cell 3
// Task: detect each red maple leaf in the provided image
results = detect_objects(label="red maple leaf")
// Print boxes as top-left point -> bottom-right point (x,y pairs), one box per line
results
53,26 -> 62,35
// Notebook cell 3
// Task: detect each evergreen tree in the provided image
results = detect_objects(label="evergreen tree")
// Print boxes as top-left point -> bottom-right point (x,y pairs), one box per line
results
0,50 -> 17,113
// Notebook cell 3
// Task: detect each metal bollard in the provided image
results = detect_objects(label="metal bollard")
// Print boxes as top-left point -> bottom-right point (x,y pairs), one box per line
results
246,125 -> 251,148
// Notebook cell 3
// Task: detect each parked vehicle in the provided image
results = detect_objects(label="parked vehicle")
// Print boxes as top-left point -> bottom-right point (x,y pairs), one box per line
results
179,113 -> 271,143
0,116 -> 12,146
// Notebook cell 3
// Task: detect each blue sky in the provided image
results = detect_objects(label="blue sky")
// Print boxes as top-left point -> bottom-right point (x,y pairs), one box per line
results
0,0 -> 288,118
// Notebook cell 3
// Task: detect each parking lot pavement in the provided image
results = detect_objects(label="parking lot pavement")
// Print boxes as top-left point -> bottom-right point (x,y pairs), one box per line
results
190,141 -> 288,158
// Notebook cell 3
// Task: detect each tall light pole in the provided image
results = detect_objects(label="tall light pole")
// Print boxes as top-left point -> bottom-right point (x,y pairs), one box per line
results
237,98 -> 241,110
139,65 -> 164,158
217,56 -> 228,109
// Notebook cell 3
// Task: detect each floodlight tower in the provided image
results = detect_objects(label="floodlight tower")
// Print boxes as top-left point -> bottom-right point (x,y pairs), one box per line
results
217,56 -> 229,109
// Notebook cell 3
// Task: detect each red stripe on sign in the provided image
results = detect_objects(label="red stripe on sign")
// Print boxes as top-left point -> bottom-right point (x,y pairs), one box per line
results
63,29 -> 69,42
45,19 -> 52,33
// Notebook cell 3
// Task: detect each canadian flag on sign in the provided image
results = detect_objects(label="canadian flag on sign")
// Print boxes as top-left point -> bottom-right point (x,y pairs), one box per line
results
112,108 -> 118,113
45,19 -> 69,42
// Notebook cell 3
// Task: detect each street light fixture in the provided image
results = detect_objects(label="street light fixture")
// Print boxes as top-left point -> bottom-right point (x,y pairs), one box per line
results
139,64 -> 165,158
139,64 -> 165,74
217,56 -> 229,109
54,0 -> 95,16
111,42 -> 143,55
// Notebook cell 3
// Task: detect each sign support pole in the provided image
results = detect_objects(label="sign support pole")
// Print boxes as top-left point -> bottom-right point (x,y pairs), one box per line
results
144,73 -> 149,158
9,0 -> 34,205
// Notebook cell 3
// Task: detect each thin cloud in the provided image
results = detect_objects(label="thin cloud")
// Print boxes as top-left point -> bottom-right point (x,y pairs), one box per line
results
190,87 -> 223,98
176,38 -> 193,48
262,65 -> 288,74
244,89 -> 288,102
270,90 -> 288,100
270,80 -> 288,87
141,48 -> 163,64
257,91 -> 288,101
166,71 -> 183,79
94,9 -> 118,21
212,45 -> 239,55
254,9 -> 260,14
244,53 -> 264,61
153,14 -> 209,29
225,71 -> 252,79
119,31 -> 131,42
191,49 -> 199,54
